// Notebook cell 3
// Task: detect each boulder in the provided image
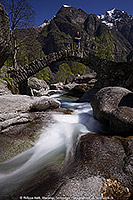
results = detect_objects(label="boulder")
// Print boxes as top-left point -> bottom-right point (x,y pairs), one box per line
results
65,83 -> 93,97
91,87 -> 133,133
28,77 -> 49,96
68,83 -> 92,97
91,87 -> 130,123
0,5 -> 11,68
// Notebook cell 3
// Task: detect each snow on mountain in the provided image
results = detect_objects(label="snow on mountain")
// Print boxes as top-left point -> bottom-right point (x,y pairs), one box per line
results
39,22 -> 48,28
63,5 -> 71,8
39,16 -> 56,28
98,8 -> 133,28
106,8 -> 115,17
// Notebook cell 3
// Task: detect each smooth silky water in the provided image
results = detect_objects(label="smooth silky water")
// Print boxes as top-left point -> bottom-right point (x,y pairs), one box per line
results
0,93 -> 107,197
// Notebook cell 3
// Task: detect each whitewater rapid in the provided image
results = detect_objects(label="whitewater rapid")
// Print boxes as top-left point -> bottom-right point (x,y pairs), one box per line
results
0,94 -> 105,196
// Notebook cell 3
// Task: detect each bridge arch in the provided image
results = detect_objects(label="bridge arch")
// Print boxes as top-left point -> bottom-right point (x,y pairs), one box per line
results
7,49 -> 132,94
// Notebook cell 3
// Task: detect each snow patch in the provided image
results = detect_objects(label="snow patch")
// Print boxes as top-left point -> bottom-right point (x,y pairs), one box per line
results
102,21 -> 114,28
39,22 -> 48,28
63,5 -> 71,8
39,15 -> 56,28
107,8 -> 116,17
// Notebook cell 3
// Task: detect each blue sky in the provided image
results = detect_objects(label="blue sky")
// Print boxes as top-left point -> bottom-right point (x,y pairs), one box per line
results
28,0 -> 133,27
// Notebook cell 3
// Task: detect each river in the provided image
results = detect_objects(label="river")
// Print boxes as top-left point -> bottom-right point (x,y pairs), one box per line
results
0,92 -> 107,198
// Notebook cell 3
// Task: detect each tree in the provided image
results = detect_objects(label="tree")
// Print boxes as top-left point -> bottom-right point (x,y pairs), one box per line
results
0,0 -> 35,68
94,33 -> 115,61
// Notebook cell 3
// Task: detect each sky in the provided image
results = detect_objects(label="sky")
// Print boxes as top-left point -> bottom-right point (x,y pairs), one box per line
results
28,0 -> 133,27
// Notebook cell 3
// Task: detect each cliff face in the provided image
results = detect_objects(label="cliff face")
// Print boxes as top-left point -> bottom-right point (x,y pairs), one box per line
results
0,4 -> 11,68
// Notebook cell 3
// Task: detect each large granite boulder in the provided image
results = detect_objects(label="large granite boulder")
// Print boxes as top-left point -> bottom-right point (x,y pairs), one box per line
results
0,4 -> 11,68
91,87 -> 133,133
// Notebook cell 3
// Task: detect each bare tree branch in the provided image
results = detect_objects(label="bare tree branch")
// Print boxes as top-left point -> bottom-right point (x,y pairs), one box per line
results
0,0 -> 35,68
0,0 -> 35,30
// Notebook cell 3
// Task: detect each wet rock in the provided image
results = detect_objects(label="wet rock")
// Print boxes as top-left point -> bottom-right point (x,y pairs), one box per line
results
0,5 -> 11,68
80,133 -> 126,175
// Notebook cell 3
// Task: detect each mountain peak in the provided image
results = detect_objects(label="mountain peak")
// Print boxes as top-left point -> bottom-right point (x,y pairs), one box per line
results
98,8 -> 133,28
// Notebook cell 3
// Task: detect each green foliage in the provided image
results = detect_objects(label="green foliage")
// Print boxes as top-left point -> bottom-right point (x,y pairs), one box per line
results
122,57 -> 127,62
94,33 -> 115,61
67,61 -> 86,76
36,67 -> 52,83
53,63 -> 72,83
14,40 -> 45,66
17,43 -> 29,66
4,56 -> 13,67
36,61 -> 87,84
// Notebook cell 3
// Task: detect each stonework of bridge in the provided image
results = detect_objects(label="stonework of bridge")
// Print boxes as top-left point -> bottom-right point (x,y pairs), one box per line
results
8,49 -> 133,92
7,49 -> 104,84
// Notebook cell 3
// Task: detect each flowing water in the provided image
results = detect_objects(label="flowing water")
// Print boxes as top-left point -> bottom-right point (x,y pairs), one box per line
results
0,93 -> 107,197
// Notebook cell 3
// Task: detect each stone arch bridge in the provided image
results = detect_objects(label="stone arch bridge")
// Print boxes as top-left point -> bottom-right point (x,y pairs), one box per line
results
8,49 -> 133,93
